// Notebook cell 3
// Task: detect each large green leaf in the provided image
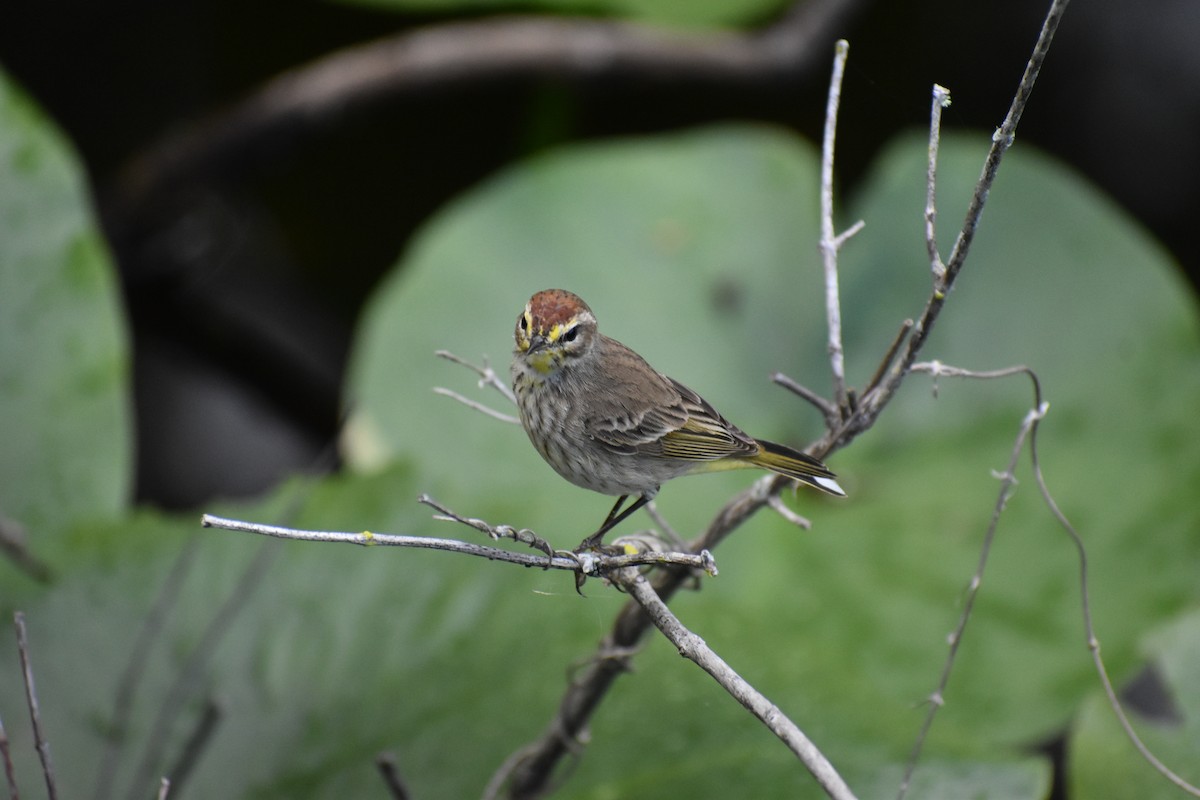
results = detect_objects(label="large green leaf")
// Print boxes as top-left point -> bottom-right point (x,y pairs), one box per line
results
0,469 -> 615,799
0,71 -> 130,548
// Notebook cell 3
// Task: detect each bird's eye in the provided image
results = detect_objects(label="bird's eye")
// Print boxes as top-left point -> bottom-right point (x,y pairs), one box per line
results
560,326 -> 579,343
518,314 -> 529,332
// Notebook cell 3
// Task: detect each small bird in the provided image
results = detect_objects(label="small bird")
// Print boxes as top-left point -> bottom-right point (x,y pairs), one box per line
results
510,289 -> 845,550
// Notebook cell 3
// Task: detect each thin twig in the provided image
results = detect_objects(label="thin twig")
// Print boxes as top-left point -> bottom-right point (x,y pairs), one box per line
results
156,778 -> 170,800
0,516 -> 52,584
945,0 -> 1068,283
643,501 -> 686,551
862,319 -> 914,397
376,752 -> 413,800
767,493 -> 812,529
0,713 -> 18,800
433,387 -> 520,424
771,371 -> 838,426
14,613 -> 57,800
925,84 -> 952,284
614,568 -> 856,799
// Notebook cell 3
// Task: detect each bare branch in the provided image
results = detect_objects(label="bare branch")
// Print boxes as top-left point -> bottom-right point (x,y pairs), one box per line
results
614,568 -> 856,799
201,507 -> 718,576
433,387 -> 520,425
157,778 -> 171,800
771,371 -> 838,426
15,612 -> 58,800
816,0 -> 1070,456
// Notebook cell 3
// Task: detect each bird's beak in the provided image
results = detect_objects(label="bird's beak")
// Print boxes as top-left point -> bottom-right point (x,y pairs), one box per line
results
526,333 -> 549,354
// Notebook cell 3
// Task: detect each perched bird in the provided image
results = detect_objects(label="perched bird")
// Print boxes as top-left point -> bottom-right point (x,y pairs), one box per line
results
510,289 -> 844,549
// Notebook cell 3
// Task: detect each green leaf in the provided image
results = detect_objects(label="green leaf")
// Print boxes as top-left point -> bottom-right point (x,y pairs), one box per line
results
0,70 -> 131,546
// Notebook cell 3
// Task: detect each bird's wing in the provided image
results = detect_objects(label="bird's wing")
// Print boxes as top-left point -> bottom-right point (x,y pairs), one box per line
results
583,384 -> 689,454
584,374 -> 758,462
656,378 -> 759,462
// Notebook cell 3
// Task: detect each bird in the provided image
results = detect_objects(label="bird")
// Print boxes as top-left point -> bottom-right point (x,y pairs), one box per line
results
509,288 -> 845,550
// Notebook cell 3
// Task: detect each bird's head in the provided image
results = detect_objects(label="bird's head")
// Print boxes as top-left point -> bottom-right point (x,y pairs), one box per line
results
514,289 -> 598,375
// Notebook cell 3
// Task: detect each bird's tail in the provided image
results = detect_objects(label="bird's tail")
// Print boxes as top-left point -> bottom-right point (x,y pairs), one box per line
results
751,439 -> 846,497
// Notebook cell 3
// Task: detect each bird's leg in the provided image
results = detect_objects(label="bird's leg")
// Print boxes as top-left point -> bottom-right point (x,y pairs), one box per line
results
576,492 -> 653,551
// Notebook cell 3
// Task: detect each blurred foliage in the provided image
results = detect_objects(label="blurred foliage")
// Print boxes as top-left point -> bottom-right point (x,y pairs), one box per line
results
0,74 -> 131,545
327,0 -> 792,29
1,62 -> 1198,799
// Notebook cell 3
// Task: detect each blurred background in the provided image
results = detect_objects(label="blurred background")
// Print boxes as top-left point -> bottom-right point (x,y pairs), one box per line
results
3,2 -> 1199,798
1,0 -> 1197,509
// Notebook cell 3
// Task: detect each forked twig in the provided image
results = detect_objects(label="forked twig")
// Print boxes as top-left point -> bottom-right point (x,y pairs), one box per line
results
825,0 -> 1070,455
436,350 -> 516,405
